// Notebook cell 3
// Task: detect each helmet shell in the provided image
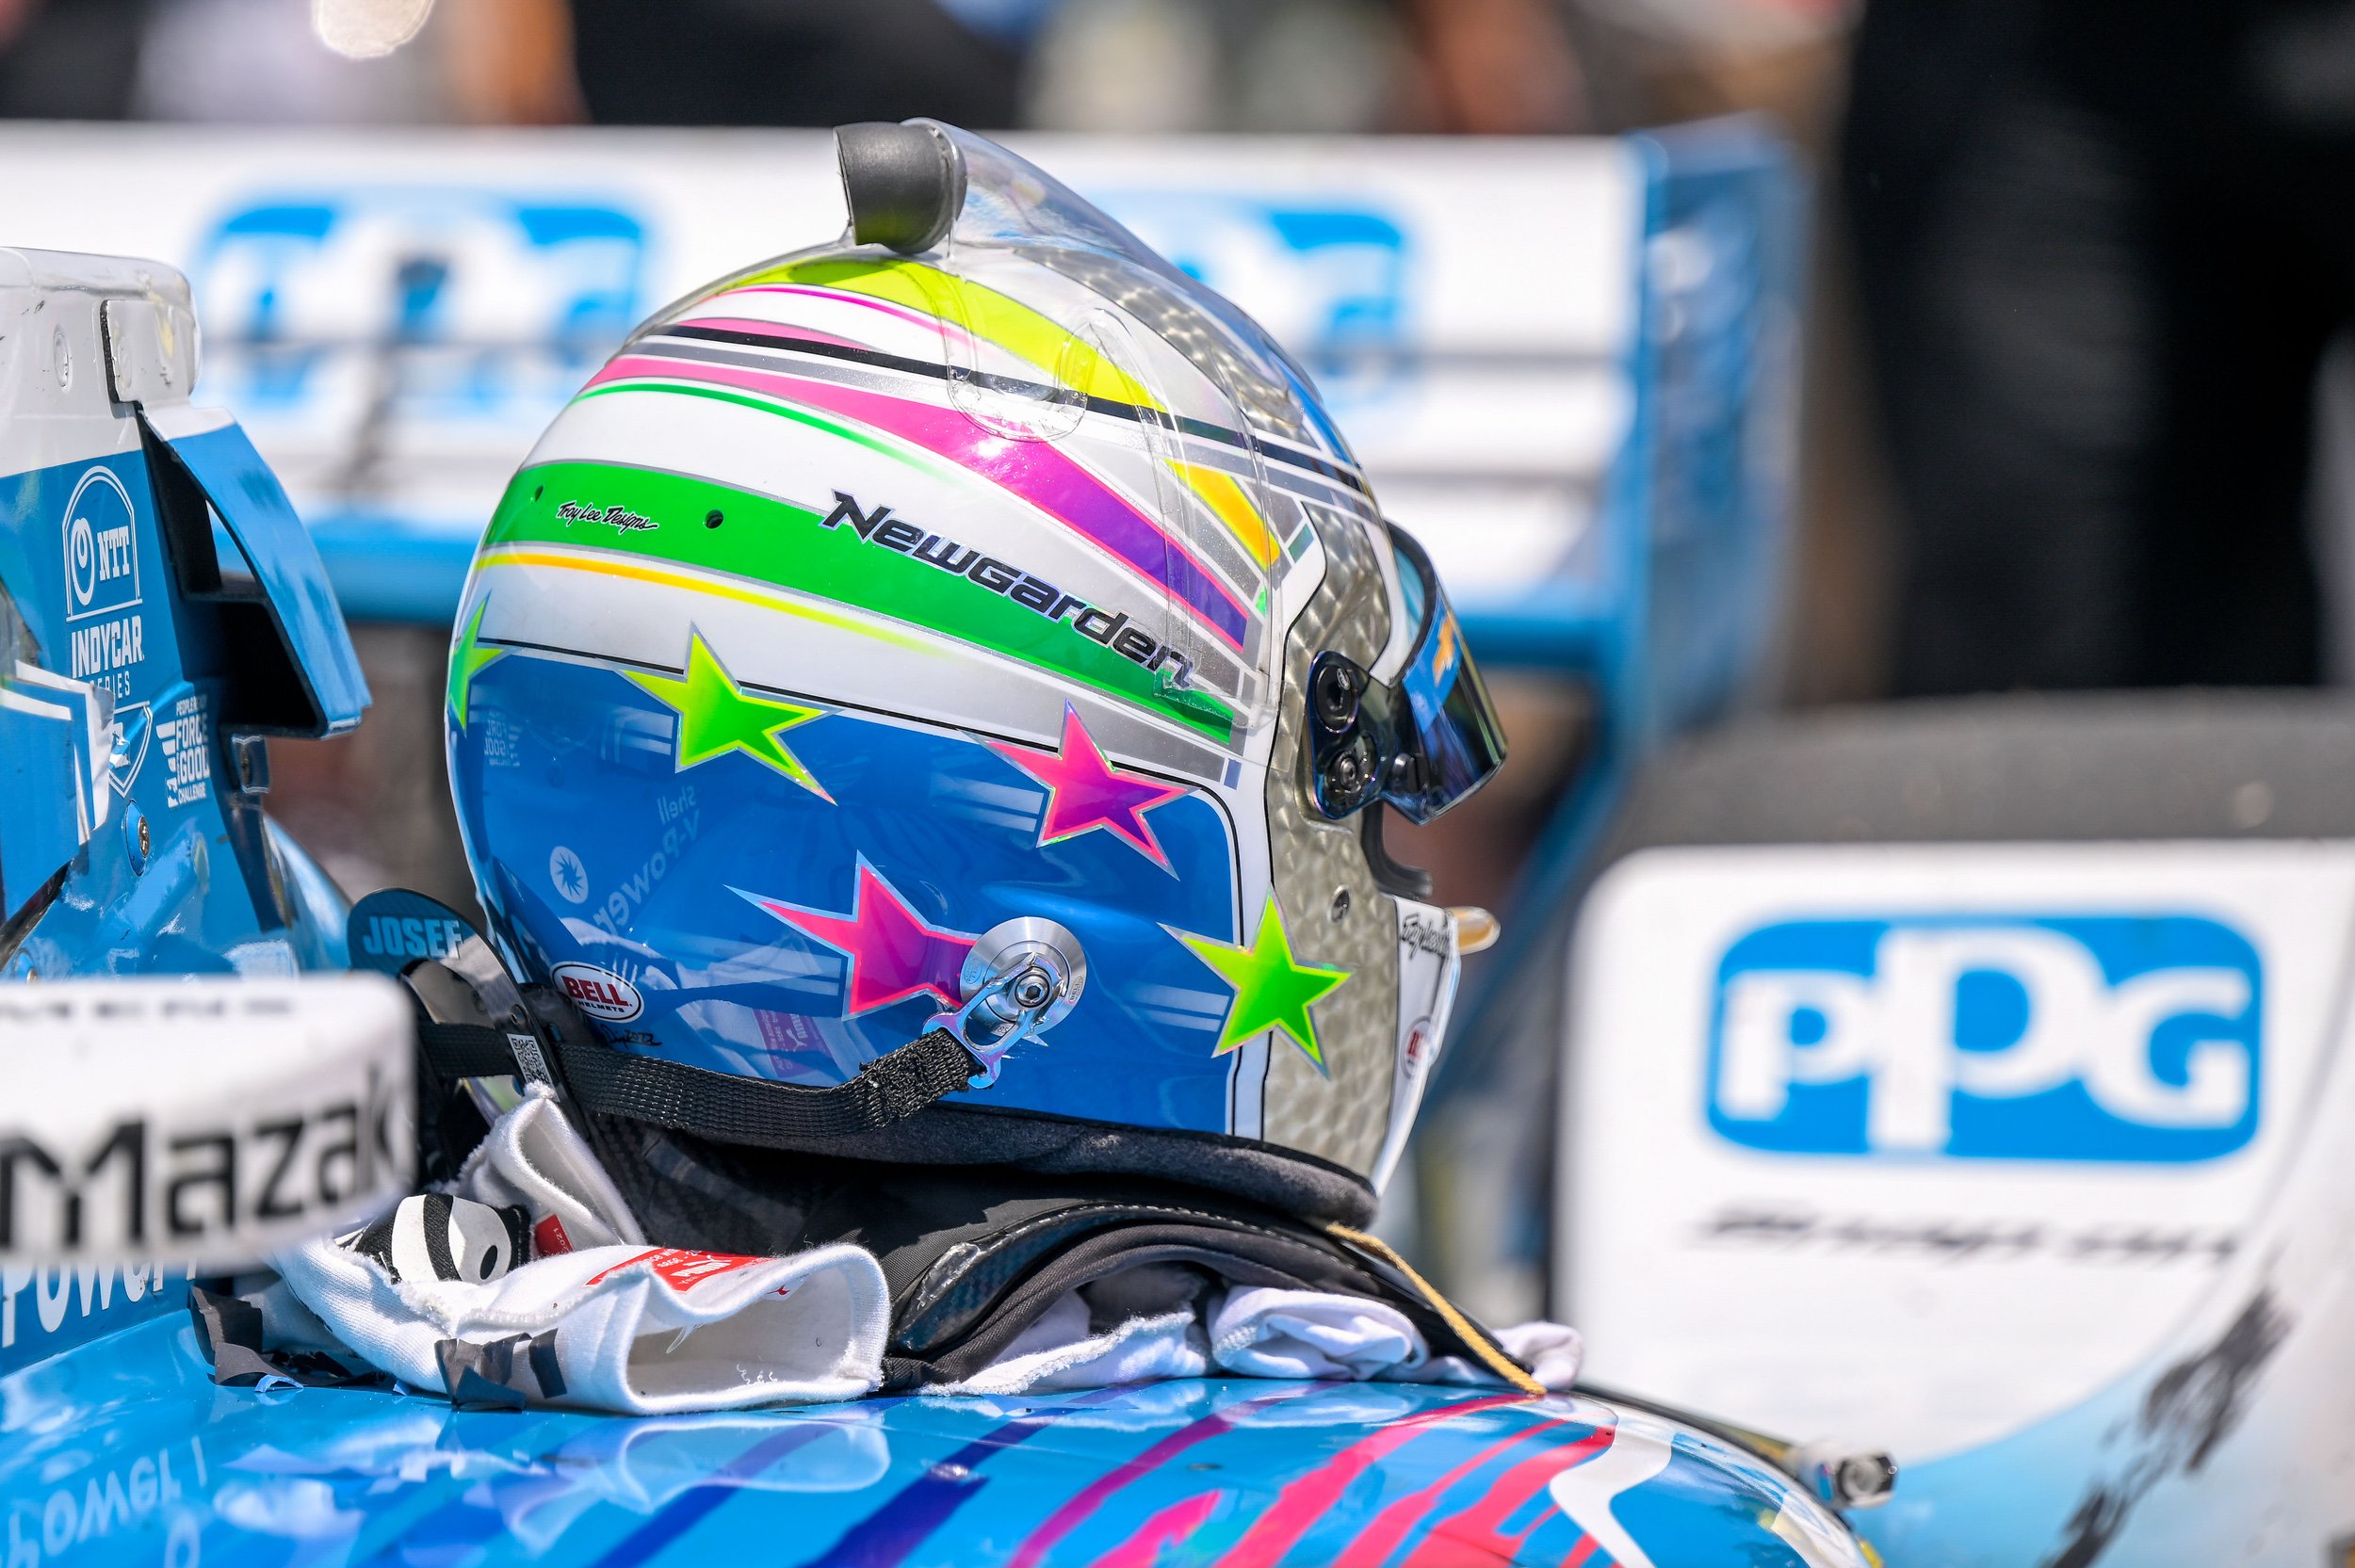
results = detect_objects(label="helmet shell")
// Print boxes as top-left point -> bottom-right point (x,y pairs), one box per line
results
448,125 -> 1470,1219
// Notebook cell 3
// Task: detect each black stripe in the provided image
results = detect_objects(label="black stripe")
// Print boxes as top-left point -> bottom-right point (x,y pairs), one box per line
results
417,1193 -> 460,1281
665,323 -> 948,389
644,324 -> 1368,495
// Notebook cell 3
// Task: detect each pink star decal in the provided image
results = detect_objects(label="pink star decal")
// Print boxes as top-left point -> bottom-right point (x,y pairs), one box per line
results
733,860 -> 976,1016
993,706 -> 1185,872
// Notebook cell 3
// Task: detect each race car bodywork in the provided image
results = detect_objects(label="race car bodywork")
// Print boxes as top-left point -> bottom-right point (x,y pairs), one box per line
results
1,1316 -> 1865,1568
0,248 -> 367,984
1558,697 -> 2355,1562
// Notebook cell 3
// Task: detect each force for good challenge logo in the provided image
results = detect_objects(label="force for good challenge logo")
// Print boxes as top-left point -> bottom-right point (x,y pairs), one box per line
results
1706,914 -> 2261,1162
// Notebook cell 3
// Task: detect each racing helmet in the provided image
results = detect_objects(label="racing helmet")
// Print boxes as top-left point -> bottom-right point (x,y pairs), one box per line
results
447,121 -> 1506,1223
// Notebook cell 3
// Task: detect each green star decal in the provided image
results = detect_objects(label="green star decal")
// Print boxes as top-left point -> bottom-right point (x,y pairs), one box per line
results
627,630 -> 832,800
1172,893 -> 1351,1071
447,594 -> 506,731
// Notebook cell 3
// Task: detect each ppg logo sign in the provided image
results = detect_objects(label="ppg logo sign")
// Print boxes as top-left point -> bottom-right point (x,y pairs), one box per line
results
1708,916 -> 2261,1161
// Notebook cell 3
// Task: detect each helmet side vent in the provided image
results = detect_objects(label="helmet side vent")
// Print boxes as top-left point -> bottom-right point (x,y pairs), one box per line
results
836,121 -> 966,256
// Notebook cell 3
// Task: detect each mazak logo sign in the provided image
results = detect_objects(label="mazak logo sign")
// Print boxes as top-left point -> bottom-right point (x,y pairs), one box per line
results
1707,915 -> 2261,1162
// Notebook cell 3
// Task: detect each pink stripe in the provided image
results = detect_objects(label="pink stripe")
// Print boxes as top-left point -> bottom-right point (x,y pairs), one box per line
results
596,352 -> 1252,650
1009,1385 -> 1315,1568
1085,1491 -> 1226,1568
1329,1417 -> 1582,1568
1212,1393 -> 1539,1568
1398,1427 -> 1614,1567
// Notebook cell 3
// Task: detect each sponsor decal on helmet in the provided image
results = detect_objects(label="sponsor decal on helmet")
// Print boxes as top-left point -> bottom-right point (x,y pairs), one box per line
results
820,490 -> 1198,690
555,499 -> 657,533
551,961 -> 644,1022
548,845 -> 591,905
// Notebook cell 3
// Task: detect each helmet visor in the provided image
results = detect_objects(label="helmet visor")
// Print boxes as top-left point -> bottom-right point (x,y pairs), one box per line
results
1309,524 -> 1507,824
1388,524 -> 1508,821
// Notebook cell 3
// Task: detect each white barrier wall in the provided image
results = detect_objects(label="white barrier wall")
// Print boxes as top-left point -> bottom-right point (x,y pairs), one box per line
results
1560,841 -> 2355,1463
0,124 -> 1644,617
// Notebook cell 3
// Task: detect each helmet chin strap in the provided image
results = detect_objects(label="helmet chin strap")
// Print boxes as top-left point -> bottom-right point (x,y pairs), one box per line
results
931,965 -> 1062,1088
399,911 -> 1090,1148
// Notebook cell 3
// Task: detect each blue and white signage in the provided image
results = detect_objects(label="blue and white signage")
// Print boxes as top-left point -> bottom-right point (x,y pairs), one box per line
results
1559,843 -> 2355,1466
0,126 -> 1665,626
1709,915 -> 2261,1162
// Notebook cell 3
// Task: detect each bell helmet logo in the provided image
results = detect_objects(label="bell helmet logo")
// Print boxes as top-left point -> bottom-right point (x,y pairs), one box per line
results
552,962 -> 642,1023
1707,915 -> 2261,1162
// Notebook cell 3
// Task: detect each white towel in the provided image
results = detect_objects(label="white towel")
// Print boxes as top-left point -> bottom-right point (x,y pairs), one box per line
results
273,1085 -> 888,1414
1210,1286 -> 1427,1380
945,1282 -> 1584,1396
270,1086 -> 1576,1411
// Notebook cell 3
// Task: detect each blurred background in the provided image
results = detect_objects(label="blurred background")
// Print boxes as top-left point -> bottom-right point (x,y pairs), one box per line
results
12,0 -> 2355,1328
0,0 -> 1853,932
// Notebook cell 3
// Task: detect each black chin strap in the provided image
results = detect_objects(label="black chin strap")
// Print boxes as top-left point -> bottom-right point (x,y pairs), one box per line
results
415,994 -> 983,1142
553,1026 -> 982,1143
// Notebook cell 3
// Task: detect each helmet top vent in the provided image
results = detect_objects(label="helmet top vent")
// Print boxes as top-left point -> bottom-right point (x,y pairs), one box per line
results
836,121 -> 966,257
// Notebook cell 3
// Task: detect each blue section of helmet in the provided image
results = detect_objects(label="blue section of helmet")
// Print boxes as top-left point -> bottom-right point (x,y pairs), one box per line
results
453,654 -> 1246,1136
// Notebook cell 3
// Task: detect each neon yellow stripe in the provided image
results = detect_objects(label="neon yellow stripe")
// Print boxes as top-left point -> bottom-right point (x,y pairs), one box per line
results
746,259 -> 1161,409
1172,461 -> 1281,568
721,261 -> 1281,574
477,547 -> 933,651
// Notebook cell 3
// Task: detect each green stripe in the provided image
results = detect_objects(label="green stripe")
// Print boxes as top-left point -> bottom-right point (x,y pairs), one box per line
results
485,460 -> 1238,742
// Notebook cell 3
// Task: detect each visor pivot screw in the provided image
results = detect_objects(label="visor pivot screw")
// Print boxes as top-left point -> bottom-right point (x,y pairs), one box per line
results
1010,965 -> 1055,1010
1312,661 -> 1360,729
1331,750 -> 1364,794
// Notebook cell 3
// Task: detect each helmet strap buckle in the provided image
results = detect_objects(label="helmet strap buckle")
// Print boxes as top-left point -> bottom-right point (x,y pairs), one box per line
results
933,963 -> 1064,1087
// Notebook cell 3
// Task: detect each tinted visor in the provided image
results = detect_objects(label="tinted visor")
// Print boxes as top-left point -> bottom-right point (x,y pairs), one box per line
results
1307,525 -> 1508,824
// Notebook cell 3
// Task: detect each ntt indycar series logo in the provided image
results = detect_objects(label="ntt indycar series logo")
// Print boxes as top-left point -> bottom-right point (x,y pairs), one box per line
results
1707,915 -> 2261,1162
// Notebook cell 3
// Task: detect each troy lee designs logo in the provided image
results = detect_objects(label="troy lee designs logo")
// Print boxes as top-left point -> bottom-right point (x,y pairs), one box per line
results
557,500 -> 657,533
820,491 -> 1196,690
